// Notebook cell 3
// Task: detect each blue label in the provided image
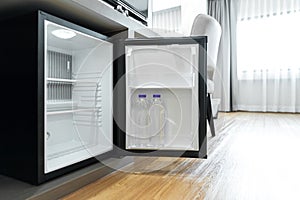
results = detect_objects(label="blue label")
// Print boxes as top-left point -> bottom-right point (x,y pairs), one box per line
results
138,94 -> 147,98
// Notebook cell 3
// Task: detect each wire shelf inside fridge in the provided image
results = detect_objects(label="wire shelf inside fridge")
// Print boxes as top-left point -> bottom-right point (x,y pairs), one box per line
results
47,78 -> 77,83
47,108 -> 97,115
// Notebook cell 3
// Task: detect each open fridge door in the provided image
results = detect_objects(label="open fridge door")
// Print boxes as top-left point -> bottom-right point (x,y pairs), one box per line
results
114,37 -> 207,158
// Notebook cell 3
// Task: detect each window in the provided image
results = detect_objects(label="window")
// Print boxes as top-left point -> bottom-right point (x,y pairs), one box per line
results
237,12 -> 300,79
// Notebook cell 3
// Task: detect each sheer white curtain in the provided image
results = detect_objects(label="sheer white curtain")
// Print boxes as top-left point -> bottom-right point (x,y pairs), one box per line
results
233,0 -> 300,112
152,6 -> 182,35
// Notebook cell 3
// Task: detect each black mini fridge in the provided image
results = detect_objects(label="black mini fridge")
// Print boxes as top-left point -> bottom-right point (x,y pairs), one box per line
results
0,11 -> 207,185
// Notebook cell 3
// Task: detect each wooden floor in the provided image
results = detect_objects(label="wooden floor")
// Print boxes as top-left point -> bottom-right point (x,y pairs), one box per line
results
62,112 -> 300,200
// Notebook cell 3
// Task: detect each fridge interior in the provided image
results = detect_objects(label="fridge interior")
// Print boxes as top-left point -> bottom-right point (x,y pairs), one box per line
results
125,44 -> 199,151
44,20 -> 113,173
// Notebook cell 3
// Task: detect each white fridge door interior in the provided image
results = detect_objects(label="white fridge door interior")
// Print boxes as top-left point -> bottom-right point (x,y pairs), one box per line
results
44,20 -> 113,173
125,44 -> 199,151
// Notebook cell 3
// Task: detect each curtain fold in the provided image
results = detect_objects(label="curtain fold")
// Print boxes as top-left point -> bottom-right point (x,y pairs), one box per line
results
152,6 -> 182,34
234,69 -> 300,112
207,0 -> 239,111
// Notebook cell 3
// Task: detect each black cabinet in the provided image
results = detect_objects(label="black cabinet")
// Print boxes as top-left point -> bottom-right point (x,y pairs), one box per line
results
0,11 -> 114,185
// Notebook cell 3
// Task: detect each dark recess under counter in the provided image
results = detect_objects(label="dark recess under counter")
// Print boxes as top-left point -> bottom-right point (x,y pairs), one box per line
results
0,162 -> 113,200
0,157 -> 136,200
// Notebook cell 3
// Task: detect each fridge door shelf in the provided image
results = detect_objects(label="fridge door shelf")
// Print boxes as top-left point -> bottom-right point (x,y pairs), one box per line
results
128,85 -> 194,89
126,87 -> 199,151
126,134 -> 198,151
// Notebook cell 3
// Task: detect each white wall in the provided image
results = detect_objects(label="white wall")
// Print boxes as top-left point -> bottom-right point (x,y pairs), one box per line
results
152,0 -> 181,12
181,0 -> 207,35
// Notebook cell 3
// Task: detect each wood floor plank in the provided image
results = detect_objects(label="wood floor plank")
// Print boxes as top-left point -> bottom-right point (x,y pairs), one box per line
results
62,112 -> 300,200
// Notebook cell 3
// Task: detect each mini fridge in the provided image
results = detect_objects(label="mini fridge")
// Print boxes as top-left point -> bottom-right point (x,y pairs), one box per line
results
0,11 -> 207,185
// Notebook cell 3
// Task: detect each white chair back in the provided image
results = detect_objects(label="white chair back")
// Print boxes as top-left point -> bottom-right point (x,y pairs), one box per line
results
190,14 -> 221,81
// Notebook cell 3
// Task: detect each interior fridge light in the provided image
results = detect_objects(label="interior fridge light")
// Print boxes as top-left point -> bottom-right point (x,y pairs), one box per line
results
52,29 -> 76,39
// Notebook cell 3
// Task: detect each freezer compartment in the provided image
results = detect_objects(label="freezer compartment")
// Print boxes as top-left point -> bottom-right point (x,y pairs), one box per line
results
44,20 -> 113,173
126,44 -> 198,88
126,44 -> 199,75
